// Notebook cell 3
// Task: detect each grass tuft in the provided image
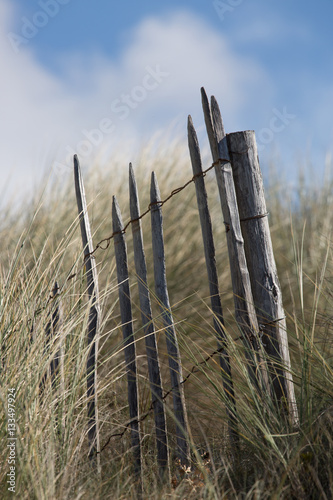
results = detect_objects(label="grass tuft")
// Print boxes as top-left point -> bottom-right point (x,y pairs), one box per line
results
0,143 -> 333,498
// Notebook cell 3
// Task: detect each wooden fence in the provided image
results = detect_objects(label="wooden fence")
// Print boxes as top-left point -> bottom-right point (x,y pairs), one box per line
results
42,87 -> 299,488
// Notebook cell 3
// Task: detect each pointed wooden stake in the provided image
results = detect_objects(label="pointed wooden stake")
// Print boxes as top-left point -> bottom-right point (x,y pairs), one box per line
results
187,115 -> 239,447
74,155 -> 101,471
112,195 -> 142,481
150,171 -> 190,466
201,87 -> 269,393
129,164 -> 170,482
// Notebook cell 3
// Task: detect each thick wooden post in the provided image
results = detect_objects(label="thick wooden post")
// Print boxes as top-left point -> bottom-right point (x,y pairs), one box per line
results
129,164 -> 170,482
150,172 -> 190,466
112,196 -> 142,481
227,130 -> 298,425
74,155 -> 101,468
201,88 -> 269,393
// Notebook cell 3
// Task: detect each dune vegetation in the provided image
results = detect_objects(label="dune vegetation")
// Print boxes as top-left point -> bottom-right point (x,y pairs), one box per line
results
0,141 -> 332,499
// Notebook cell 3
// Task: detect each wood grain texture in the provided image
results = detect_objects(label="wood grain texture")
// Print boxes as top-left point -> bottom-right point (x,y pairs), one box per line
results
74,155 -> 101,467
201,88 -> 269,393
187,115 -> 239,446
150,171 -> 190,465
112,195 -> 142,479
129,164 -> 169,481
227,130 -> 298,424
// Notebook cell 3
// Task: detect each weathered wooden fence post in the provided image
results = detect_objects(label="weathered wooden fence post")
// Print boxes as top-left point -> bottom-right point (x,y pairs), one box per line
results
187,116 -> 239,448
129,164 -> 170,482
201,88 -> 270,393
74,155 -> 101,469
150,172 -> 190,466
112,196 -> 142,482
227,130 -> 298,425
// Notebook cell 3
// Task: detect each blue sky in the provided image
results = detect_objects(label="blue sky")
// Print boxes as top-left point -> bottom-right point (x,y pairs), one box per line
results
1,0 -> 333,205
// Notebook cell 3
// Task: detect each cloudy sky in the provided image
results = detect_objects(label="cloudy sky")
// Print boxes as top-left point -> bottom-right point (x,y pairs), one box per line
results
1,0 -> 332,206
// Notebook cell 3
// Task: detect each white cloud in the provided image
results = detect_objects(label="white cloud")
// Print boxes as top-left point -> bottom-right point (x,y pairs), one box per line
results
0,2 -> 272,207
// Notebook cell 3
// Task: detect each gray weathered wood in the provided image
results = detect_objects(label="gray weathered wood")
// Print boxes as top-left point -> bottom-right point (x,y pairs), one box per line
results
201,88 -> 269,392
74,155 -> 101,467
227,130 -> 298,425
187,116 -> 239,446
129,164 -> 170,481
112,196 -> 142,480
150,172 -> 190,465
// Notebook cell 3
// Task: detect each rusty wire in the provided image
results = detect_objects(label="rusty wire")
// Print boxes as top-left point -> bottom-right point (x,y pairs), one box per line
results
99,345 -> 226,454
36,155 -> 234,460
34,157 -> 229,317
80,157 -> 228,262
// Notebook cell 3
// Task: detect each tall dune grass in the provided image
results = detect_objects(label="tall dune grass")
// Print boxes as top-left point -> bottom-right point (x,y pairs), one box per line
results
0,143 -> 333,499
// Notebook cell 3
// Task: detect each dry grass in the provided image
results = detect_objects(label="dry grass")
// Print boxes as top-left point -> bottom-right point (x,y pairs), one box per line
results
0,142 -> 333,499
